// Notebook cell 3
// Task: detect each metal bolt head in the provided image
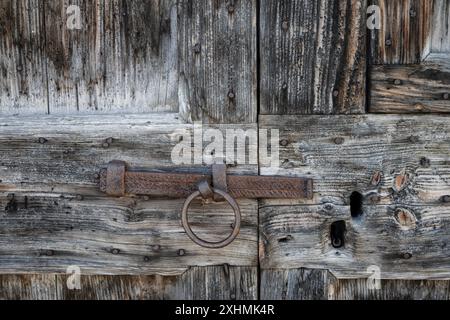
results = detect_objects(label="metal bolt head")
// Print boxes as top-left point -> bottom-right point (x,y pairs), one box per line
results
193,43 -> 201,54
420,157 -> 431,168
440,195 -> 450,203
178,249 -> 186,256
281,21 -> 289,31
152,245 -> 161,251
105,137 -> 113,144
38,137 -> 48,144
279,139 -> 289,147
46,250 -> 54,256
443,93 -> 450,100
394,79 -> 402,85
333,90 -> 339,97
102,142 -> 110,148
111,248 -> 120,255
143,256 -> 150,262
402,252 -> 412,259
385,39 -> 392,46
282,82 -> 288,90
334,137 -> 345,145
410,9 -> 417,17
75,194 -> 84,201
408,136 -> 419,143
16,65 -> 23,72
228,90 -> 235,100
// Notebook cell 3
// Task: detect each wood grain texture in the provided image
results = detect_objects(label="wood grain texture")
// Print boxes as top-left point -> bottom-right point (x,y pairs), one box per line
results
260,114 -> 450,206
56,266 -> 257,300
432,0 -> 450,52
260,204 -> 450,279
0,267 -> 257,300
259,115 -> 450,279
45,0 -> 178,114
0,274 -> 57,300
370,53 -> 450,113
261,269 -> 335,300
0,0 -> 48,115
369,0 -> 432,64
261,268 -> 450,300
178,0 -> 257,123
260,0 -> 367,115
0,114 -> 258,275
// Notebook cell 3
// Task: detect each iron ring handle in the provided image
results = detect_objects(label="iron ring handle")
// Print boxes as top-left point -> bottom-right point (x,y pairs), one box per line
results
181,188 -> 241,249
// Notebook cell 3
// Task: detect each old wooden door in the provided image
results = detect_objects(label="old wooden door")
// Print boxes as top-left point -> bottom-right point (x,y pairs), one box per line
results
1,0 -> 450,300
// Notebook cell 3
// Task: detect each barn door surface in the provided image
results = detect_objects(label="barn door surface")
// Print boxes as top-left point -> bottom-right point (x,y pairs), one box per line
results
1,0 -> 450,301
259,0 -> 450,300
0,0 -> 259,299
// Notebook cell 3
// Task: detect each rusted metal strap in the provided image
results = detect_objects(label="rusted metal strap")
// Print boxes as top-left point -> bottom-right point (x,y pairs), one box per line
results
100,161 -> 313,199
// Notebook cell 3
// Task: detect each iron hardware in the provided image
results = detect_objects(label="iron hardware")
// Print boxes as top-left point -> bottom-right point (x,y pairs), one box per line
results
99,160 -> 313,248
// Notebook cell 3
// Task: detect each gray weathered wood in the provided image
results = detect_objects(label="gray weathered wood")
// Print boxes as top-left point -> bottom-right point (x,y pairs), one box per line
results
0,113 -> 258,275
0,0 -> 48,115
370,53 -> 450,113
45,0 -> 178,114
259,115 -> 450,279
56,266 -> 257,300
261,269 -> 335,300
260,114 -> 450,205
0,274 -> 57,300
369,0 -> 432,64
178,0 -> 257,123
432,0 -> 450,52
0,266 -> 257,300
260,204 -> 450,279
261,268 -> 450,300
260,0 -> 367,115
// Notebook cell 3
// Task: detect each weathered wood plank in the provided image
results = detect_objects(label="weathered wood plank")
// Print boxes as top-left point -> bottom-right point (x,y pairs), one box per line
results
331,277 -> 450,299
370,53 -> 450,113
0,114 -> 258,275
45,0 -> 178,114
55,266 -> 257,300
432,0 -> 450,52
369,0 -> 432,64
178,0 -> 257,123
259,0 -> 367,115
261,268 -> 450,300
0,267 -> 257,300
260,269 -> 335,300
259,115 -> 450,279
0,274 -> 57,300
260,114 -> 450,205
0,0 -> 48,115
260,204 -> 450,279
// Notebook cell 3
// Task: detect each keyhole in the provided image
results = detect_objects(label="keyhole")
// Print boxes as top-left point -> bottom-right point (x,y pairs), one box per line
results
350,191 -> 363,218
330,221 -> 346,248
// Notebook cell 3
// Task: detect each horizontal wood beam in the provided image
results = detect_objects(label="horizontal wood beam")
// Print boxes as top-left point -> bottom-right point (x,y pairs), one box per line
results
370,53 -> 450,113
0,113 -> 258,275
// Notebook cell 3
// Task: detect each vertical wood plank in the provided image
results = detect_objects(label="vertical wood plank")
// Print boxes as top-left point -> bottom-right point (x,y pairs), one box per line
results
368,0 -> 433,64
55,267 -> 258,300
0,274 -> 57,300
431,0 -> 450,52
0,0 -> 48,115
45,0 -> 178,114
259,0 -> 367,115
178,0 -> 257,124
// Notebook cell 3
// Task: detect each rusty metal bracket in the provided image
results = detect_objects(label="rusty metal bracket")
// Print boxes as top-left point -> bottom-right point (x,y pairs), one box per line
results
99,161 -> 313,200
99,160 -> 313,249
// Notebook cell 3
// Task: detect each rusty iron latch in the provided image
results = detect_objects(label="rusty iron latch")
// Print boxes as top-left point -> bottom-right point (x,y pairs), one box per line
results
99,160 -> 313,248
